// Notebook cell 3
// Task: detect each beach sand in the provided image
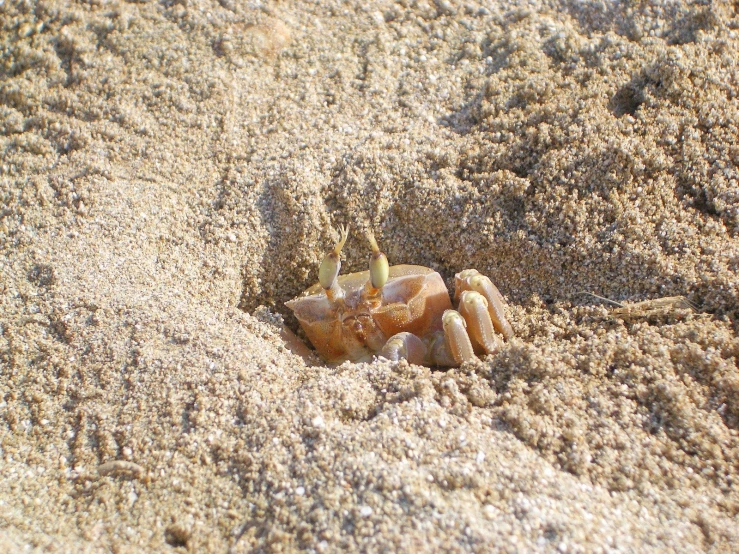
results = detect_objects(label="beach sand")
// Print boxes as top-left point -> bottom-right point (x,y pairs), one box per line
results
1,0 -> 738,551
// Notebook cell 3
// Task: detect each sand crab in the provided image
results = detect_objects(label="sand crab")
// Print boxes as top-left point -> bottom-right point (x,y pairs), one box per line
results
285,226 -> 513,366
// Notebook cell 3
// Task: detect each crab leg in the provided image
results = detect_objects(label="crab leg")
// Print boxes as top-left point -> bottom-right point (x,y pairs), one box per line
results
442,310 -> 476,365
455,270 -> 514,340
458,291 -> 502,355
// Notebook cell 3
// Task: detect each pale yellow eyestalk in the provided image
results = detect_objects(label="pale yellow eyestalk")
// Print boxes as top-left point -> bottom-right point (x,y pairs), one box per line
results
318,225 -> 349,290
368,231 -> 389,290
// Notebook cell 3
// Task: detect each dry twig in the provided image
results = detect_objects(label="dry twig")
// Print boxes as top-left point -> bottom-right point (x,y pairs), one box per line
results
97,460 -> 145,480
579,293 -> 699,322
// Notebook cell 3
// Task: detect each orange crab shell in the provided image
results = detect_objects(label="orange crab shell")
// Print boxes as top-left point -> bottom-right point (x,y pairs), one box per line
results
285,265 -> 453,363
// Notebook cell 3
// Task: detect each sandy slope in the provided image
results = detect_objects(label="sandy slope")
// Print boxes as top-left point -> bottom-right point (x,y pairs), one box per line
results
1,0 -> 738,551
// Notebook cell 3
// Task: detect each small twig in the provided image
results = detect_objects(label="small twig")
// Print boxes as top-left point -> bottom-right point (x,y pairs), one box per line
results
97,460 -> 145,480
611,296 -> 697,320
575,291 -> 625,308
577,292 -> 698,321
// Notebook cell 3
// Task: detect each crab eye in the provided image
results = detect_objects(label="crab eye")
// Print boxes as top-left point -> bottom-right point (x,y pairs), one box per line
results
319,255 -> 339,290
318,225 -> 349,290
370,251 -> 389,289
368,232 -> 389,289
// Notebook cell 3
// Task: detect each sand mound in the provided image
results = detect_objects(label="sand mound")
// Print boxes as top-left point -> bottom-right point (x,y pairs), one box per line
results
1,0 -> 738,551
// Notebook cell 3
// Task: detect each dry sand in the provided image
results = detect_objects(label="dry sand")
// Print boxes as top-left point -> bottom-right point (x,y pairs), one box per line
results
1,0 -> 739,551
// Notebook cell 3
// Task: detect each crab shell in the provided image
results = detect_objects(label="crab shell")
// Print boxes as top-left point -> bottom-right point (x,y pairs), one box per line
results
286,265 -> 452,364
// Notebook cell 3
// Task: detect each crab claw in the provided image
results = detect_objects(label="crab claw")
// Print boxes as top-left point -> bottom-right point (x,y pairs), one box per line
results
380,332 -> 427,365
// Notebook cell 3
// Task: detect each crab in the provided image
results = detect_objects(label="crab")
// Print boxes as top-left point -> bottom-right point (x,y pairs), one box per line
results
285,226 -> 514,366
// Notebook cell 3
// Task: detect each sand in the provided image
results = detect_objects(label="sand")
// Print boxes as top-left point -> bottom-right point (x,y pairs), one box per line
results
1,0 -> 738,551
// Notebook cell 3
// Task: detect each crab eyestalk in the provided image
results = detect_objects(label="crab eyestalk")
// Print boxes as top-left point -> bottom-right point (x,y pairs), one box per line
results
319,225 -> 349,292
368,232 -> 389,290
